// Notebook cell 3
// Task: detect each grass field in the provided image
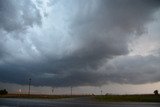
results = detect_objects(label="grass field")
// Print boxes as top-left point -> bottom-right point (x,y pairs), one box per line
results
0,94 -> 86,99
1,94 -> 160,102
94,94 -> 160,102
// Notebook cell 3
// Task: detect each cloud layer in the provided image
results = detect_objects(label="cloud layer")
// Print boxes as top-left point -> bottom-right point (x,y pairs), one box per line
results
0,0 -> 41,32
0,0 -> 160,87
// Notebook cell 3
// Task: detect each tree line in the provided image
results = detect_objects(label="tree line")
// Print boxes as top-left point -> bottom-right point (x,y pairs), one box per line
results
0,89 -> 8,95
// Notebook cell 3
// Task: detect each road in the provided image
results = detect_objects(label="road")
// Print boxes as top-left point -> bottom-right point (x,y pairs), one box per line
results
0,97 -> 160,107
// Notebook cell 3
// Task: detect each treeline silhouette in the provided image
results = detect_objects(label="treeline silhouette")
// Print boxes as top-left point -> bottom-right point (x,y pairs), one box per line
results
0,89 -> 8,95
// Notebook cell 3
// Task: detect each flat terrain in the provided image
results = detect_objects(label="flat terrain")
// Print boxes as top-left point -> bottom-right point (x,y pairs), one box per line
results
94,95 -> 160,102
0,93 -> 82,99
1,94 -> 160,102
0,97 -> 160,107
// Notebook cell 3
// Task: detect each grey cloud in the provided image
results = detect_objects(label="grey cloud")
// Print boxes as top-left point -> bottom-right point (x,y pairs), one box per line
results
1,55 -> 160,87
0,0 -> 41,32
102,55 -> 160,84
0,35 -> 9,60
0,0 -> 160,87
70,0 -> 160,59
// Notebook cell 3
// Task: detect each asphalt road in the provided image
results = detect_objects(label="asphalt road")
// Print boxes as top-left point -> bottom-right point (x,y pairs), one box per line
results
0,97 -> 160,107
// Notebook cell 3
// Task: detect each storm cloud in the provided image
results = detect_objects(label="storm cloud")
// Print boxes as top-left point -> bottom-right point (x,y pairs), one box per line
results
0,0 -> 42,33
0,0 -> 160,87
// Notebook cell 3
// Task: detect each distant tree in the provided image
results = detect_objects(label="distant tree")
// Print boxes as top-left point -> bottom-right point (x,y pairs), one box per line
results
105,93 -> 109,96
92,93 -> 95,96
0,89 -> 8,95
154,90 -> 159,95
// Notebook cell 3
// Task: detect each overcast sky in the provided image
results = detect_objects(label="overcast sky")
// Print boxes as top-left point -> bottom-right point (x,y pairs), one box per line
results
0,0 -> 160,94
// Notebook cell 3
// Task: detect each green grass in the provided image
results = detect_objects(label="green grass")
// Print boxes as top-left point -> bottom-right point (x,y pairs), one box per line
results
94,95 -> 160,102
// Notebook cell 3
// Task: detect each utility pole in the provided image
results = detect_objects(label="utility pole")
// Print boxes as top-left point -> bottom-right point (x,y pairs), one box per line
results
28,78 -> 31,95
71,87 -> 72,96
101,90 -> 103,95
52,88 -> 54,95
99,86 -> 103,95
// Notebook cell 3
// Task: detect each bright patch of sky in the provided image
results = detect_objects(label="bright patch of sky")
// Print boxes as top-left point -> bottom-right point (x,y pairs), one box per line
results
129,10 -> 160,56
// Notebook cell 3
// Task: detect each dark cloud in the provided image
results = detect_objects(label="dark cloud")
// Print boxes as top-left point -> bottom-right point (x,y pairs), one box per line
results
0,0 -> 160,87
1,55 -> 160,87
0,36 -> 9,60
69,0 -> 160,62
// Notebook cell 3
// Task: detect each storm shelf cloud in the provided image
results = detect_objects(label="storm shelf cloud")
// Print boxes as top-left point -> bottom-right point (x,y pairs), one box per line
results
0,0 -> 160,88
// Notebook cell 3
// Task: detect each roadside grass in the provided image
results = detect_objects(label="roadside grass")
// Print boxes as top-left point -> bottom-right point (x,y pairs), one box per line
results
94,94 -> 160,102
